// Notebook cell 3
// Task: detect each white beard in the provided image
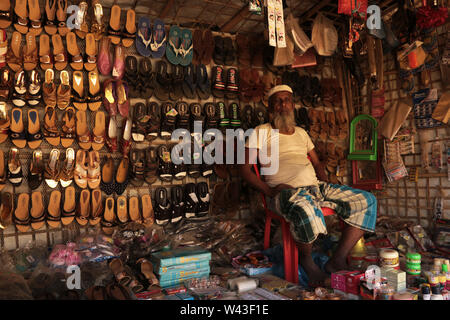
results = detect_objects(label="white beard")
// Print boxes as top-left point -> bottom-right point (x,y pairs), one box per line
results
272,110 -> 296,132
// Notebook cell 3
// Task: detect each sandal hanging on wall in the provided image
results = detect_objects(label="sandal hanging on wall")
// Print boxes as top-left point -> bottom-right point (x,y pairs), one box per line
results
44,0 -> 57,35
122,1 -> 136,48
0,0 -> 12,29
108,1 -> 122,45
13,0 -> 29,34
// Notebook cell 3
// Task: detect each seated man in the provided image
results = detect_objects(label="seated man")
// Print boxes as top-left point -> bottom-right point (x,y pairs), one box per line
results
239,85 -> 377,286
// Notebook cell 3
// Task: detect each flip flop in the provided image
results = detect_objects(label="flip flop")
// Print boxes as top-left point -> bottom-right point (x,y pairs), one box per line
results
201,30 -> 214,65
88,70 -> 102,111
100,154 -> 114,195
0,0 -> 12,29
131,103 -> 147,142
76,110 -> 91,150
66,31 -> 83,71
144,146 -> 158,184
166,25 -> 182,65
138,57 -> 154,99
14,193 -> 30,232
74,1 -> 88,39
122,4 -> 136,48
13,0 -> 28,34
136,17 -> 152,57
39,34 -> 53,70
146,102 -> 161,141
108,4 -> 122,45
6,31 -> 22,72
196,64 -> 211,100
84,33 -> 97,71
90,188 -> 102,226
51,34 -> 67,71
12,70 -> 26,108
154,60 -> 170,101
76,189 -> 90,226
102,197 -> 116,235
103,79 -> 117,116
75,149 -> 88,189
24,32 -> 38,71
61,185 -> 75,226
192,29 -> 203,65
154,187 -> 171,225
92,111 -> 105,151
47,190 -> 61,228
61,107 -> 76,147
213,35 -> 224,65
72,71 -> 87,111
169,65 -> 184,101
10,108 -> 27,149
141,194 -> 154,226
27,109 -> 43,149
151,18 -> 166,59
179,28 -> 193,66
43,69 -> 57,107
182,64 -> 196,99
30,191 -> 45,230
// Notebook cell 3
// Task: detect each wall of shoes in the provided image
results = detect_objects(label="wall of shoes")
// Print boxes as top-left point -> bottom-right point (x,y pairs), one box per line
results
0,0 -> 268,251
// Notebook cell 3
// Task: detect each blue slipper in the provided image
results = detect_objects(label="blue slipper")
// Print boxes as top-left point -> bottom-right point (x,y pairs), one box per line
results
150,19 -> 166,59
166,25 -> 182,65
179,29 -> 193,66
136,17 -> 152,57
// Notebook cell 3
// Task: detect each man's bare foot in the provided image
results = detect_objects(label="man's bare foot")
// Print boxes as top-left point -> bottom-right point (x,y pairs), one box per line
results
324,257 -> 349,274
300,259 -> 328,287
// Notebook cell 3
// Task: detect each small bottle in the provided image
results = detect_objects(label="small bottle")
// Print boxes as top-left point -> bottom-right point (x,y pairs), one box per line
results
421,284 -> 431,300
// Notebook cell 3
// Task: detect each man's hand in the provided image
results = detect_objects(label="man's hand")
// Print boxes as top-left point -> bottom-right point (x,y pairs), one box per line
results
266,183 -> 294,198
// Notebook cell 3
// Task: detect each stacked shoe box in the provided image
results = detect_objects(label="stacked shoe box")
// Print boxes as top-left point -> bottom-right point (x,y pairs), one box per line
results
150,246 -> 211,288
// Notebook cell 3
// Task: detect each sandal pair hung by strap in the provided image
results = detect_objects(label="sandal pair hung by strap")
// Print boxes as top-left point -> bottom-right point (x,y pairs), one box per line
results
136,17 -> 166,58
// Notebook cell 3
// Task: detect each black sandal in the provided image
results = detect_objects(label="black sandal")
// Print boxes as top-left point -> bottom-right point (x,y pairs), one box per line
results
196,182 -> 210,217
171,186 -> 184,225
131,102 -> 147,142
130,149 -> 145,187
160,102 -> 176,140
169,64 -> 184,101
28,149 -> 43,190
171,144 -> 187,180
154,60 -> 170,101
7,148 -> 23,186
184,183 -> 198,219
182,64 -> 196,99
146,102 -> 161,141
154,186 -> 171,226
175,101 -> 190,131
157,144 -> 172,182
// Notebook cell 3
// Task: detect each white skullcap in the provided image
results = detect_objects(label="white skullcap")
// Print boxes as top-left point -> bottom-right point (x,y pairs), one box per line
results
267,85 -> 293,99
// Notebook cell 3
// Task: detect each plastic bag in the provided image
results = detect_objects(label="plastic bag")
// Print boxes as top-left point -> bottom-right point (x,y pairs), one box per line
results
285,13 -> 313,56
273,33 -> 295,66
311,13 -> 338,56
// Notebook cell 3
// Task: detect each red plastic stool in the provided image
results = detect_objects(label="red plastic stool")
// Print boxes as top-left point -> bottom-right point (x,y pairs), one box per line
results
253,164 -> 338,284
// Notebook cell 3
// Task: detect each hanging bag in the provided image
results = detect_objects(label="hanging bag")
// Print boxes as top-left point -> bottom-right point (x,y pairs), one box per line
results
311,13 -> 338,56
285,13 -> 313,56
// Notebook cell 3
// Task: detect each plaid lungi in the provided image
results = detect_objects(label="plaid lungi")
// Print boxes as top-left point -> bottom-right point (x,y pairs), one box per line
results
267,182 -> 377,244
